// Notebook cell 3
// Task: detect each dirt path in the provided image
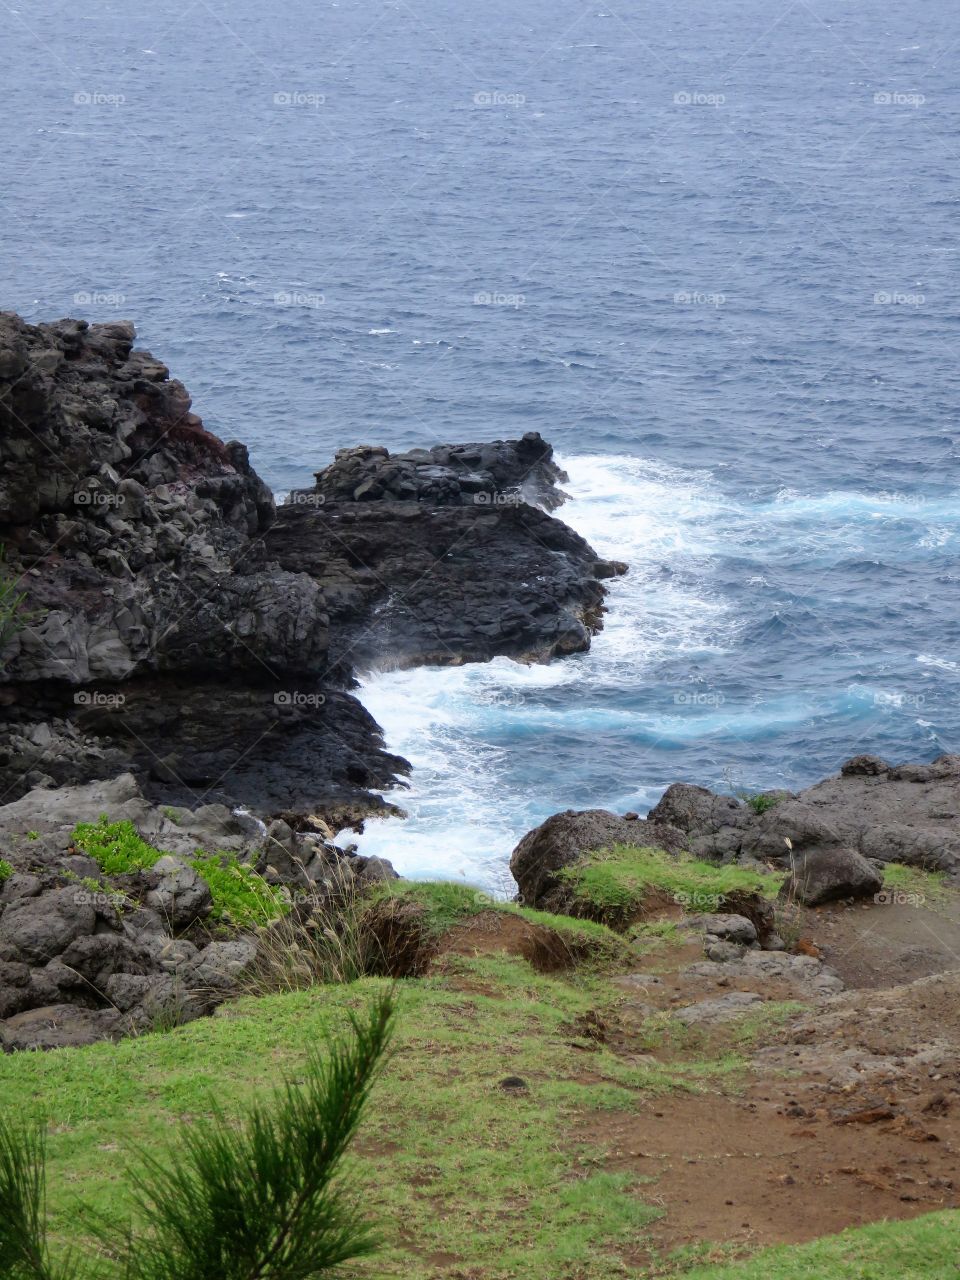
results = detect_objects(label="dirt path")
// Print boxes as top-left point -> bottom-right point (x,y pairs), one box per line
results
575,898 -> 960,1267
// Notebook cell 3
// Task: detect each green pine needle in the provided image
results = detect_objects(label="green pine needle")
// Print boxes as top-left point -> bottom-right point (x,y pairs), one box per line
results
0,992 -> 395,1280
0,1120 -> 83,1280
99,991 -> 395,1280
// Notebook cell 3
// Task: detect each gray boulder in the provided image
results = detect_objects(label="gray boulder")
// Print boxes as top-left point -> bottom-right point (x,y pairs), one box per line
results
188,939 -> 257,989
144,855 -> 212,929
0,1004 -> 126,1052
780,846 -> 882,906
57,934 -> 154,989
0,888 -> 96,963
681,913 -> 758,945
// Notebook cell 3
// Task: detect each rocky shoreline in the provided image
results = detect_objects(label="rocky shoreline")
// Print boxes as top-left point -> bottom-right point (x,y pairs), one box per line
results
2,313 -> 958,1052
0,312 -> 622,818
0,313 -> 627,1046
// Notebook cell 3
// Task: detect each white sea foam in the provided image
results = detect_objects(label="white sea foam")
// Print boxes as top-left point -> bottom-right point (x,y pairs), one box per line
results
917,654 -> 960,673
341,454 -> 731,886
341,463 -> 960,888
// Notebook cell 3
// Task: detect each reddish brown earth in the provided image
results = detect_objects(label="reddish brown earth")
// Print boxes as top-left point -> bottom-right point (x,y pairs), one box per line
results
577,897 -> 960,1267
435,896 -> 960,1269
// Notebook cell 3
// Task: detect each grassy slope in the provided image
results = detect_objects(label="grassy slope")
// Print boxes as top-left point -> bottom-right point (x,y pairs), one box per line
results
2,867 -> 957,1278
0,951 -> 743,1280
684,1213 -> 960,1279
2,958 -> 956,1278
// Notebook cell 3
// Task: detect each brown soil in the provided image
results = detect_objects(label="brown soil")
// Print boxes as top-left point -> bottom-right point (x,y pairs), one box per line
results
434,910 -> 582,973
562,898 -> 960,1267
803,896 -> 960,989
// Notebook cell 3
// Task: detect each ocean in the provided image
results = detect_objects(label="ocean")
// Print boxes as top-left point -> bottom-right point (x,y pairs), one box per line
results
5,0 -> 959,887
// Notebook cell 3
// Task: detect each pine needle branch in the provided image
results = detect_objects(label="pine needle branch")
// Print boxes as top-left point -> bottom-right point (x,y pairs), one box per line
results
96,990 -> 395,1280
0,1119 -> 85,1280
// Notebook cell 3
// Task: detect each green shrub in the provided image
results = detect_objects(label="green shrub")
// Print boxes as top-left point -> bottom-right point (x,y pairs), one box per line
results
0,993 -> 393,1280
71,816 -> 160,875
0,859 -> 12,883
190,851 -> 287,927
744,792 -> 782,815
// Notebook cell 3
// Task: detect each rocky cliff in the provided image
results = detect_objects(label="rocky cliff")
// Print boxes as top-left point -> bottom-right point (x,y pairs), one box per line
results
0,312 -> 622,817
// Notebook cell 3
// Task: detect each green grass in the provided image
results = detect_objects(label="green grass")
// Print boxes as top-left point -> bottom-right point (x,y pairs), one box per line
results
370,879 -> 634,967
880,861 -> 953,910
559,845 -> 784,925
0,545 -> 29,665
681,1211 -> 960,1278
744,792 -> 781,815
0,857 -> 12,881
369,878 -> 493,935
0,913 -> 950,1279
71,816 -> 287,928
0,953 -> 747,1279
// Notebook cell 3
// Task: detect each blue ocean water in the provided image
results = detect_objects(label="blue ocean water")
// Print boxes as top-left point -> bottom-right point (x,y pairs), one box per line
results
4,0 -> 960,885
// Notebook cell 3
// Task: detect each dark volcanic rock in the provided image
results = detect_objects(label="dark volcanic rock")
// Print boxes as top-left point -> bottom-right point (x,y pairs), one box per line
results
271,433 -> 624,670
0,773 -> 393,1049
510,808 -> 686,912
0,888 -> 96,964
0,1003 -> 128,1052
0,315 -> 620,814
779,846 -> 883,907
0,313 -> 368,813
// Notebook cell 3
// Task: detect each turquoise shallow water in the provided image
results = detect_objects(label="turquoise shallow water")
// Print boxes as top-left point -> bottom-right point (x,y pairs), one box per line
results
4,0 -> 960,884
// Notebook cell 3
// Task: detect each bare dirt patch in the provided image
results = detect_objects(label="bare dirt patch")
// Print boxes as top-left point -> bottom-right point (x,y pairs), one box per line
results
803,898 -> 960,989
571,898 -> 960,1265
434,910 -> 580,973
581,1085 -> 957,1266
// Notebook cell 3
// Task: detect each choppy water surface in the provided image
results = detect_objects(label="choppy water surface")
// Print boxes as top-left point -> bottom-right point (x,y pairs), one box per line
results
4,0 -> 959,884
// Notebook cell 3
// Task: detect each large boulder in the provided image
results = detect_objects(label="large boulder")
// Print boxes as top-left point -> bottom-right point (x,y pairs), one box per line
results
647,783 -> 750,859
0,888 -> 96,964
780,846 -> 882,906
143,855 -> 212,930
510,809 -> 686,911
0,1004 -> 126,1052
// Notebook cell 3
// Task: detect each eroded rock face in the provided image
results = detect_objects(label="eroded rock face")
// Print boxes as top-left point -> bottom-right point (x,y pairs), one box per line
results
270,433 -> 625,670
0,313 -> 294,686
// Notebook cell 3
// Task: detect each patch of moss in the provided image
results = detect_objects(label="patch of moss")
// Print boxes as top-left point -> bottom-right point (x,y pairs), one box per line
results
559,844 -> 783,926
0,857 -> 12,882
